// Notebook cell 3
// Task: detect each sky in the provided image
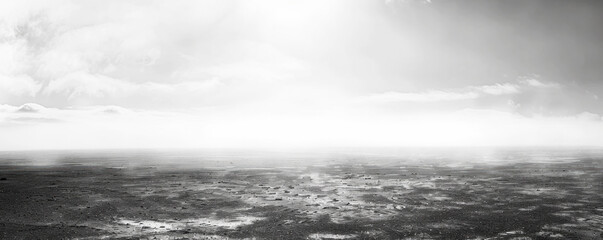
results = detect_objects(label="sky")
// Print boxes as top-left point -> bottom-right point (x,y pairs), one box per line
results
1,0 -> 603,150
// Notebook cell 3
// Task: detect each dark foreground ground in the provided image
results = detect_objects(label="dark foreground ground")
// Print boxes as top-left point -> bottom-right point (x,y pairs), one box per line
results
0,149 -> 602,239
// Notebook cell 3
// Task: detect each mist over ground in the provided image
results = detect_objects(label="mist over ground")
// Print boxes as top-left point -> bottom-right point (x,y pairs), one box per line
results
1,147 -> 601,168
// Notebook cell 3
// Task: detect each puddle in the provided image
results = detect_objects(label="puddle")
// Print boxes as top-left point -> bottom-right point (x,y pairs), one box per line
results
117,215 -> 264,233
308,233 -> 358,239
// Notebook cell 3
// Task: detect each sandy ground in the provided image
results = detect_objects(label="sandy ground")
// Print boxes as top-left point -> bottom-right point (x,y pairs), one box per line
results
0,150 -> 602,239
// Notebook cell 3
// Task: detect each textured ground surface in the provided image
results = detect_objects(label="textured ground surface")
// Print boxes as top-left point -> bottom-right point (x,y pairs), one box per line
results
0,149 -> 602,239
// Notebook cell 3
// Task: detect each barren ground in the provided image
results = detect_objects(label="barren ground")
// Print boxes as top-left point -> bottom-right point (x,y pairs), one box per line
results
0,149 -> 602,239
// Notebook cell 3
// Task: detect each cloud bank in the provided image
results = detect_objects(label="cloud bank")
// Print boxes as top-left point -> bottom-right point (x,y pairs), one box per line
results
1,103 -> 602,150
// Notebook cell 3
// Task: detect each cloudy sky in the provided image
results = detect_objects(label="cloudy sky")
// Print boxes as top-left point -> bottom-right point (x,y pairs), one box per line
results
1,0 -> 603,150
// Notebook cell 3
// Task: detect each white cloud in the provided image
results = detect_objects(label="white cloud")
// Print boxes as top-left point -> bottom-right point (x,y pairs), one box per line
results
471,83 -> 519,95
364,90 -> 480,103
42,71 -> 223,107
0,24 -> 43,101
0,1 -> 310,108
0,41 -> 29,74
573,112 -> 602,121
521,78 -> 561,88
170,41 -> 305,86
362,82 -> 521,103
361,79 -> 564,104
0,74 -> 41,100
15,103 -> 46,113
385,0 -> 432,6
44,71 -> 133,99
35,21 -> 161,78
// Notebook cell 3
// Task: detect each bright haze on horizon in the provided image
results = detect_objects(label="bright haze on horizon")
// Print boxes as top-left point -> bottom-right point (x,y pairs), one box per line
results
1,0 -> 603,150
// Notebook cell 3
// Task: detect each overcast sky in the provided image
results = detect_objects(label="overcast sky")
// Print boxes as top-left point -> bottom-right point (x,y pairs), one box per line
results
1,0 -> 603,150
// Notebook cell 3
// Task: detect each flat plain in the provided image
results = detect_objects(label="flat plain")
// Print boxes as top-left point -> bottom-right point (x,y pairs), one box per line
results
0,149 -> 602,239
